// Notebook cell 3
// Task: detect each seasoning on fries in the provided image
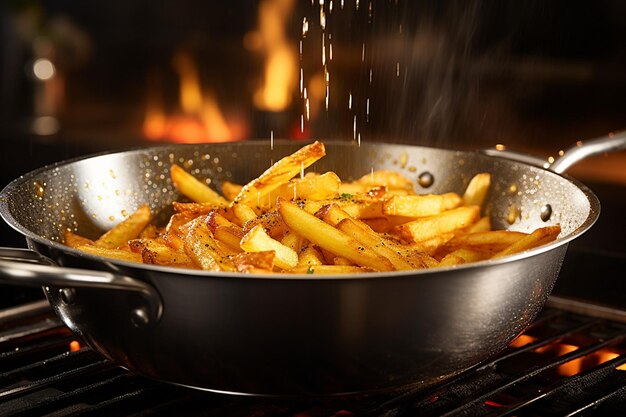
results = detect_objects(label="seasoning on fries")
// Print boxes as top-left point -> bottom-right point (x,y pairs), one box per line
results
64,141 -> 561,273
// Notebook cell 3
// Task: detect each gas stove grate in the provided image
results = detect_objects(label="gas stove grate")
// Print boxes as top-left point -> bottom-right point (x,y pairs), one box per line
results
1,300 -> 626,416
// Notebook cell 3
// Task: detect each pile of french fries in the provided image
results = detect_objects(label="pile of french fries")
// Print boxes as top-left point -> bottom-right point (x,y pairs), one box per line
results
64,141 -> 561,274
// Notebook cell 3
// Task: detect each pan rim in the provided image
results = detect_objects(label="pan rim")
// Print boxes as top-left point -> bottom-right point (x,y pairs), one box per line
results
0,140 -> 601,280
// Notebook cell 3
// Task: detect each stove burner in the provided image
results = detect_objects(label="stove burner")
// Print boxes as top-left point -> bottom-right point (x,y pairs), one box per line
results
1,297 -> 626,416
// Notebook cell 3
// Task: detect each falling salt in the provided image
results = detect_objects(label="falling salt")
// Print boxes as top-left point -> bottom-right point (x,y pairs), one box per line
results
305,97 -> 310,120
270,130 -> 274,150
301,161 -> 305,178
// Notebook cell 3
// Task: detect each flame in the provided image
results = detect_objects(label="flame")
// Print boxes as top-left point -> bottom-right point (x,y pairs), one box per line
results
509,334 -> 537,348
249,0 -> 297,112
69,340 -> 81,352
142,52 -> 242,143
173,52 -> 203,114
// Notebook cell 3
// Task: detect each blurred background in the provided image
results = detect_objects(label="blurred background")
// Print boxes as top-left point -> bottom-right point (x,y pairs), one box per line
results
0,0 -> 625,254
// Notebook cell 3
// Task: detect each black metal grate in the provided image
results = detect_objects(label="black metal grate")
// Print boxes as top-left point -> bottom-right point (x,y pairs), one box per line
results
1,301 -> 626,416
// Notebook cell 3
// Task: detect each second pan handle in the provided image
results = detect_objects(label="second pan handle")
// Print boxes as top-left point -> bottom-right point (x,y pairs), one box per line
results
482,129 -> 626,173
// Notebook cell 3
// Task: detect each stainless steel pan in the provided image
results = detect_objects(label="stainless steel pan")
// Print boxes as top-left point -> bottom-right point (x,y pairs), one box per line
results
0,132 -> 623,396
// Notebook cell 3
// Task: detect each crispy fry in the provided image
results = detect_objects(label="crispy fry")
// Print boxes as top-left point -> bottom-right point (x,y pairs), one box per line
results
183,217 -> 233,271
463,173 -> 491,208
383,194 -> 445,217
281,232 -> 304,253
221,181 -> 243,201
172,202 -> 222,216
357,170 -> 413,190
289,265 -> 375,274
275,171 -> 340,201
213,226 -> 245,252
243,210 -> 288,240
297,245 -> 325,267
129,239 -> 195,268
76,245 -> 142,263
64,230 -> 94,248
171,164 -> 228,205
95,205 -> 152,249
231,203 -> 258,226
451,230 -> 528,253
240,225 -> 298,270
277,198 -> 394,271
232,141 -> 325,207
336,218 -> 413,270
232,251 -> 274,273
395,206 -> 480,243
493,225 -> 561,259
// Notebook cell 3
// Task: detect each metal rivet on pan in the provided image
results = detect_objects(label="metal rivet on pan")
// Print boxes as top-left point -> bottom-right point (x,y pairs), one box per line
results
130,308 -> 150,328
60,288 -> 76,305
540,204 -> 552,222
418,172 -> 434,188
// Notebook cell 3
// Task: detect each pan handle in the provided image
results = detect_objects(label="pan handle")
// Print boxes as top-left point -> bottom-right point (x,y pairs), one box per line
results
482,130 -> 626,173
0,247 -> 163,327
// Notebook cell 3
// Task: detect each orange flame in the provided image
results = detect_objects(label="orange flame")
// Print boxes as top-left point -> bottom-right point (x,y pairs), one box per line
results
248,0 -> 297,112
142,52 -> 243,143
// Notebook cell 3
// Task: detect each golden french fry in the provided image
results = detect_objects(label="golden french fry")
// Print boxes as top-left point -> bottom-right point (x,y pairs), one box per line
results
232,141 -> 325,207
289,265 -> 375,274
277,198 -> 394,272
222,181 -> 243,201
493,225 -> 561,259
129,239 -> 195,268
240,225 -> 298,270
395,206 -> 480,243
297,245 -> 325,267
360,217 -> 391,233
139,224 -> 159,239
281,232 -> 304,253
213,226 -> 245,252
337,182 -> 368,195
183,217 -> 233,271
357,170 -> 413,190
232,251 -> 275,273
64,230 -> 94,248
441,193 -> 464,210
206,211 -> 238,230
463,173 -> 491,208
452,230 -> 528,253
243,210 -> 288,240
171,164 -> 228,205
95,205 -> 152,249
275,171 -> 340,201
446,248 -> 491,263
336,218 -> 413,270
439,253 -> 466,266
231,203 -> 258,226
466,216 -> 491,234
383,194 -> 445,217
172,202 -> 222,216
76,245 -> 142,263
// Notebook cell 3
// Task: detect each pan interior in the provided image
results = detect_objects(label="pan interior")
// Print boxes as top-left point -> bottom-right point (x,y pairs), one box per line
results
0,141 -> 597,256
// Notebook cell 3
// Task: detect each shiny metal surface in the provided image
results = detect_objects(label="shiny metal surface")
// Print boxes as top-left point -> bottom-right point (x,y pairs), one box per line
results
0,141 -> 601,395
483,129 -> 626,174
